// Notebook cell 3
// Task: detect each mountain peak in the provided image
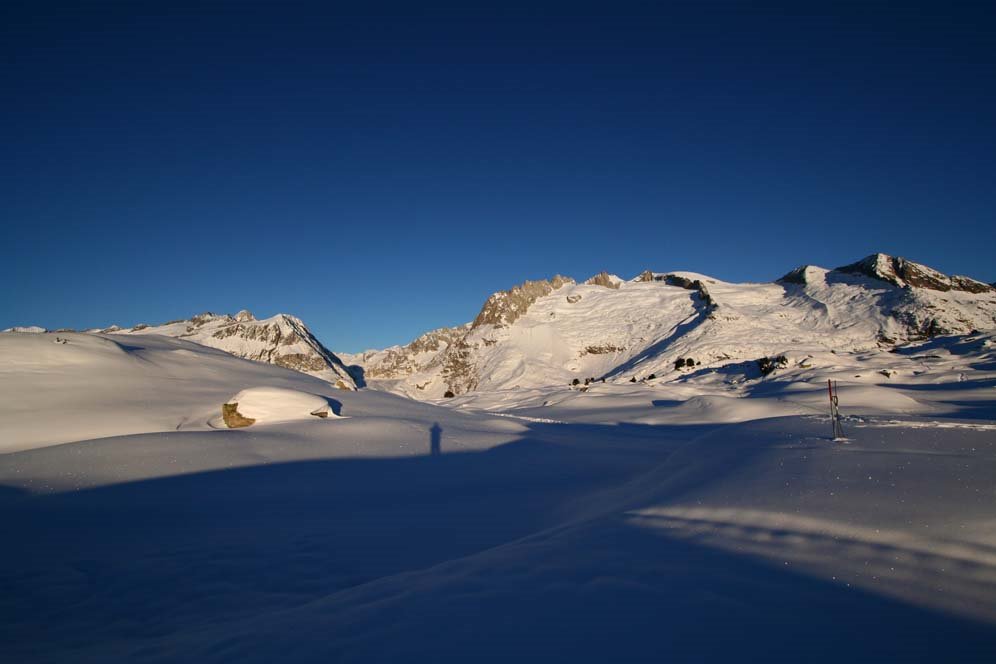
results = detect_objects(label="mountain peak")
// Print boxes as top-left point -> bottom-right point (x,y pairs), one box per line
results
472,275 -> 575,329
585,272 -> 622,289
836,253 -> 994,293
117,311 -> 356,389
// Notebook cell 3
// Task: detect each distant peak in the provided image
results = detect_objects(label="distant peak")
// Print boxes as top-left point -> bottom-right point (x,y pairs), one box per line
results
836,253 -> 994,293
190,312 -> 228,327
1,325 -> 47,333
778,264 -> 825,285
584,271 -> 621,289
235,309 -> 255,322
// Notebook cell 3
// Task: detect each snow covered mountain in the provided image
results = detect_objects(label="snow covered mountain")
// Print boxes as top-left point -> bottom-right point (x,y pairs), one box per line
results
347,253 -> 996,399
3,258 -> 996,662
6,306 -> 996,661
114,310 -> 357,389
338,323 -> 471,384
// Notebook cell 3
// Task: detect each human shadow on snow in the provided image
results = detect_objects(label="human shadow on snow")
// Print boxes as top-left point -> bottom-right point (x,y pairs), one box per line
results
0,419 -> 994,662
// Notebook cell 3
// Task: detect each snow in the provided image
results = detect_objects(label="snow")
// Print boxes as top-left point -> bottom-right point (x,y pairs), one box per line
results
117,311 -> 358,388
1,324 -> 996,660
223,387 -> 342,424
362,263 -> 996,400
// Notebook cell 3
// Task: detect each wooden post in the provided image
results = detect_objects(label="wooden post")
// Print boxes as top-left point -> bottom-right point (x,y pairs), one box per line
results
828,379 -> 844,440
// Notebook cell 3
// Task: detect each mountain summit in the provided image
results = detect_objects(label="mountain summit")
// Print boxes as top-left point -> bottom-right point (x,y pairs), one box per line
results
833,253 -> 993,293
117,311 -> 357,389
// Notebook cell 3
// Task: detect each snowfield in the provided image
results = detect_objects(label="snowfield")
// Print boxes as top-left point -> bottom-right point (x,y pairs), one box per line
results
2,328 -> 996,659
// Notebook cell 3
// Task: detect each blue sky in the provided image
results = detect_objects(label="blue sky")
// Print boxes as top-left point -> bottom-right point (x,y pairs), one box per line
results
2,2 -> 995,351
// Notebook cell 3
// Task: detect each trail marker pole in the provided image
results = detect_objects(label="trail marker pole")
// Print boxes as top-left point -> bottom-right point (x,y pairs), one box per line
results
828,379 -> 844,440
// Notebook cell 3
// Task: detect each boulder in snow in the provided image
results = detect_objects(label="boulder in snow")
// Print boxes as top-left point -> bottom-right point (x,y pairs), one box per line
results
222,387 -> 342,428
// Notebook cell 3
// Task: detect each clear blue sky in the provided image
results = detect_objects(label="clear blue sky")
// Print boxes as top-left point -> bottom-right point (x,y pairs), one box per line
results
3,1 -> 994,351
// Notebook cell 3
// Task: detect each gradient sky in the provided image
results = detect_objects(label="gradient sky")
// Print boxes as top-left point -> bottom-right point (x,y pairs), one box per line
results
3,1 -> 995,351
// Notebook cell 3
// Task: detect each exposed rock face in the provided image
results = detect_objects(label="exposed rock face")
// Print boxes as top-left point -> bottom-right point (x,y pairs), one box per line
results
342,324 -> 471,380
626,271 -> 718,310
116,311 -> 357,389
585,272 -> 621,289
950,276 -> 994,294
440,336 -> 478,394
189,313 -> 218,328
222,403 -> 255,428
836,253 -> 995,293
778,266 -> 810,285
472,275 -> 574,329
582,344 -> 624,355
661,274 -> 718,311
757,355 -> 788,376
434,275 -> 577,394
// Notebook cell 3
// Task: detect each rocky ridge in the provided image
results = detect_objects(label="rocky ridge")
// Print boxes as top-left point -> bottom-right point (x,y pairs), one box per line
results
833,253 -> 994,293
339,323 -> 471,381
118,310 -> 357,389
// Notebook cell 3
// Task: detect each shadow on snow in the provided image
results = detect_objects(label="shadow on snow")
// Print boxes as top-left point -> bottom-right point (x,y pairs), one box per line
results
0,419 -> 994,661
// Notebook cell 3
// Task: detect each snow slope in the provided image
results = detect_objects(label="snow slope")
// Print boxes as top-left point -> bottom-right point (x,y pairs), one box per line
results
1,326 -> 996,661
113,310 -> 357,388
0,331 -> 519,455
351,254 -> 996,400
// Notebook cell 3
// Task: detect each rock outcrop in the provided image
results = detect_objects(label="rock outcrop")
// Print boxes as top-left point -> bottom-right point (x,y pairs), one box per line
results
116,311 -> 357,389
341,323 -> 471,381
222,402 -> 255,428
584,272 -> 621,289
660,274 -> 718,311
836,253 -> 995,293
472,275 -> 574,328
